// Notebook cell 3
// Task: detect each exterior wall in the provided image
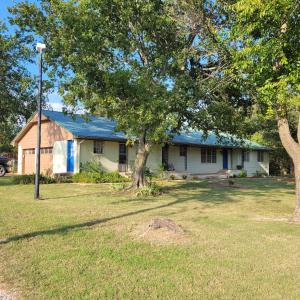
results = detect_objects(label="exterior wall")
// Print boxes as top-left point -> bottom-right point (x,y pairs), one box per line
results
147,145 -> 162,171
79,141 -> 162,172
243,150 -> 269,176
167,145 -> 223,174
80,140 -> 119,172
17,119 -> 73,175
17,145 -> 22,174
74,139 -> 80,173
18,120 -> 73,149
53,141 -> 68,174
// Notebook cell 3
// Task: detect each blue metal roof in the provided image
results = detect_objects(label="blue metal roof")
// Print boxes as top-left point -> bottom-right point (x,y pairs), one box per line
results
42,110 -> 269,150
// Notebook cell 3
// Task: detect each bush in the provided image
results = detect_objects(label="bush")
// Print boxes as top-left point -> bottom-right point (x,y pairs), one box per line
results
144,167 -> 154,182
236,165 -> 243,170
73,171 -> 129,183
238,170 -> 247,178
135,183 -> 162,197
12,174 -> 56,185
169,174 -> 176,180
255,170 -> 268,177
182,174 -> 187,180
53,174 -> 73,183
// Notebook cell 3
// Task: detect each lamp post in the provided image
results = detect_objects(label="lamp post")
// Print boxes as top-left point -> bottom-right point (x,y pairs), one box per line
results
34,43 -> 46,200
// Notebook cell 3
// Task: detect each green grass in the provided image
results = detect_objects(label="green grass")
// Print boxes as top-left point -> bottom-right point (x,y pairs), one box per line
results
0,177 -> 300,299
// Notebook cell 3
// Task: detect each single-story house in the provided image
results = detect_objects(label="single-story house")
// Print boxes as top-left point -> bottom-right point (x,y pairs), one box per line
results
12,110 -> 270,177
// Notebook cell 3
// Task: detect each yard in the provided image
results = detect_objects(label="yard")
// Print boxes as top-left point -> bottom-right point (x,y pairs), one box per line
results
0,177 -> 300,299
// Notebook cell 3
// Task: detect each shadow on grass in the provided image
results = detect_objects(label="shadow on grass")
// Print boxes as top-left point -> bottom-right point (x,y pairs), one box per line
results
0,178 -> 294,245
0,184 -> 238,245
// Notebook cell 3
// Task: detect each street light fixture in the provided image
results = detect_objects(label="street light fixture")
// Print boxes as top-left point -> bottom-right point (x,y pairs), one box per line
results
34,42 -> 46,200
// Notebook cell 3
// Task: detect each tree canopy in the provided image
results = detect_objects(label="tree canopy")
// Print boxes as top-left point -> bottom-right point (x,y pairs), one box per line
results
0,22 -> 37,151
10,0 -> 248,186
225,0 -> 300,219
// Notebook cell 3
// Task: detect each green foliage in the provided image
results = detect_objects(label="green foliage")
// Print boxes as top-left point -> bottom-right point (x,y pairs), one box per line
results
169,174 -> 176,180
236,165 -> 243,170
12,175 -> 56,185
73,171 -> 129,184
255,171 -> 268,178
0,22 -> 37,150
227,0 -> 300,119
238,170 -> 247,178
80,160 -> 102,173
135,183 -> 162,197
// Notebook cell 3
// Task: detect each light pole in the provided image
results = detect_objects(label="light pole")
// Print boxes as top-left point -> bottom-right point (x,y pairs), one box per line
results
34,43 -> 46,200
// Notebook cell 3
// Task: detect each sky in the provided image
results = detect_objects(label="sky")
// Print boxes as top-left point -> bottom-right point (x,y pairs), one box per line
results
0,0 -> 64,111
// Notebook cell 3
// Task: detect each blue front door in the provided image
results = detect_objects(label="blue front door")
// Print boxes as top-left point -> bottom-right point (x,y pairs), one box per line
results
67,140 -> 74,173
222,149 -> 228,169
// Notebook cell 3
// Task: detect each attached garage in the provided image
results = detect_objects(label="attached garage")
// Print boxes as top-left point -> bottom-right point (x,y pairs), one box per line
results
22,147 -> 53,175
12,112 -> 73,175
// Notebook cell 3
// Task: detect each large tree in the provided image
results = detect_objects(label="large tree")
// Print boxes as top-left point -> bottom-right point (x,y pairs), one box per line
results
10,0 -> 238,187
224,0 -> 300,220
0,22 -> 36,151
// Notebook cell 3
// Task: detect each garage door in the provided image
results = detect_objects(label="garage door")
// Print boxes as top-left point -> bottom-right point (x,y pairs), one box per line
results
23,147 -> 53,175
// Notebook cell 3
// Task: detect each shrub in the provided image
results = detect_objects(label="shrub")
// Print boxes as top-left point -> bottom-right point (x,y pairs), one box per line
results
144,167 -> 154,182
81,160 -> 102,173
238,170 -> 247,178
135,183 -> 162,197
53,174 -> 73,183
169,174 -> 176,180
255,170 -> 268,177
12,175 -> 56,185
182,174 -> 187,180
236,165 -> 243,170
73,170 -> 129,183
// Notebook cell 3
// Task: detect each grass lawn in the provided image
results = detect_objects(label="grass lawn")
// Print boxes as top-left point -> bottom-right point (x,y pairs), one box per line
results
1,177 -> 300,299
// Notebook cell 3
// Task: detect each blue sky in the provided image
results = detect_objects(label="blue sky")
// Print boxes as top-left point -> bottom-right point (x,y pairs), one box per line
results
1,0 -> 64,111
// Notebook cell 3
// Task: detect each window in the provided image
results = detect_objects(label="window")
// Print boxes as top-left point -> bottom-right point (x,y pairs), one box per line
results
257,151 -> 264,162
93,141 -> 103,154
243,151 -> 250,162
179,145 -> 187,156
25,149 -> 35,155
40,147 -> 53,154
201,148 -> 217,163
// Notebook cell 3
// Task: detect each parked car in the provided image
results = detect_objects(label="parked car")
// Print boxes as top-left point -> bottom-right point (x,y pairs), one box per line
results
0,156 -> 9,176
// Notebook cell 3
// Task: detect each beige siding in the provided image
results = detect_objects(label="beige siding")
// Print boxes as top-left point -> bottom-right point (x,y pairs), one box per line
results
78,140 -> 270,176
187,147 -> 223,173
146,145 -> 162,171
80,140 -> 119,172
243,150 -> 269,175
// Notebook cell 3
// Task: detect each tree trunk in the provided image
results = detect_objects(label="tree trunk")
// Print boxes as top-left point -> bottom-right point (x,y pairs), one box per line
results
132,133 -> 151,189
293,164 -> 300,221
278,117 -> 300,221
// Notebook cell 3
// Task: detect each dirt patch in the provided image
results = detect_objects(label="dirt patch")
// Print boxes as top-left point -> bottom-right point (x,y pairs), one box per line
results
131,218 -> 189,245
208,182 -> 251,189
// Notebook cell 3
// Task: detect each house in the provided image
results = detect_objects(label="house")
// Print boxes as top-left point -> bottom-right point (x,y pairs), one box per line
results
12,110 -> 270,177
